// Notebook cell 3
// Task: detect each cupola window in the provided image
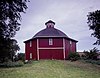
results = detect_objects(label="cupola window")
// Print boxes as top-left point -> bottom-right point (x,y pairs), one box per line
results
45,20 -> 55,28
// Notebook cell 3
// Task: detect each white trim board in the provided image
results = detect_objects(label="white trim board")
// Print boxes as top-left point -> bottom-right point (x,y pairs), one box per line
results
63,38 -> 65,59
38,47 -> 63,49
37,39 -> 39,60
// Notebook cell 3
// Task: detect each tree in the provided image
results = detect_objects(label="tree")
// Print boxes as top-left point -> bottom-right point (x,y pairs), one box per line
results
68,52 -> 80,61
17,53 -> 25,62
0,0 -> 28,39
87,10 -> 100,45
0,0 -> 28,62
9,39 -> 20,61
0,39 -> 20,62
83,47 -> 99,60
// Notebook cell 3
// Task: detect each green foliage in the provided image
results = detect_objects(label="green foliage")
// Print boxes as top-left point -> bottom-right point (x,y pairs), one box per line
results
87,10 -> 100,45
17,53 -> 25,62
85,60 -> 100,65
0,0 -> 28,38
83,47 -> 99,60
68,52 -> 80,61
0,39 -> 20,62
0,0 -> 28,62
0,60 -> 24,68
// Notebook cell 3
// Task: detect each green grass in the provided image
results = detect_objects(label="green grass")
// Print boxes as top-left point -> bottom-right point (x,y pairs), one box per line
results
0,60 -> 100,78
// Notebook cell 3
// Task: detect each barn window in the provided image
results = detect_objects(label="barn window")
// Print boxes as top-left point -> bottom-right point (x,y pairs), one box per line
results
70,41 -> 72,45
49,38 -> 53,45
30,53 -> 32,59
30,41 -> 32,47
70,41 -> 72,48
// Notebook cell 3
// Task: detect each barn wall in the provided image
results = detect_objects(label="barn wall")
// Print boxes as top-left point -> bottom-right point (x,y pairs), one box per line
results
65,39 -> 70,59
65,39 -> 77,59
39,49 -> 64,60
25,39 -> 37,60
70,41 -> 76,52
38,38 -> 64,60
39,38 -> 63,48
25,38 -> 77,60
25,42 -> 30,60
31,39 -> 37,60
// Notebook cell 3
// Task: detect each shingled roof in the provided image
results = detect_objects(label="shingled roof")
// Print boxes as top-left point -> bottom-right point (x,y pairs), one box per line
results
24,20 -> 78,42
32,27 -> 68,39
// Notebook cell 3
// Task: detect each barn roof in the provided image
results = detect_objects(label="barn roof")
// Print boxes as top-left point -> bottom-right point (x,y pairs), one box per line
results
32,27 -> 68,38
24,20 -> 78,42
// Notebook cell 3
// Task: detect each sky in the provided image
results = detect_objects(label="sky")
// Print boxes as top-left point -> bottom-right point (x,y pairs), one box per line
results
15,0 -> 100,53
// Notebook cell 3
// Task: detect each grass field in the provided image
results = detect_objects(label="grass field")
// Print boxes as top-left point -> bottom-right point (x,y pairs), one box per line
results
0,60 -> 100,78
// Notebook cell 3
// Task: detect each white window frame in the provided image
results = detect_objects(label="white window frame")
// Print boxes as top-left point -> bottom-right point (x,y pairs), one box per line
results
70,41 -> 72,45
30,41 -> 32,47
70,41 -> 72,48
49,38 -> 53,45
30,53 -> 32,59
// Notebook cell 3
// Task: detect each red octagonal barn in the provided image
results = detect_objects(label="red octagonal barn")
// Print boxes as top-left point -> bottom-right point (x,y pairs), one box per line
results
24,20 -> 78,60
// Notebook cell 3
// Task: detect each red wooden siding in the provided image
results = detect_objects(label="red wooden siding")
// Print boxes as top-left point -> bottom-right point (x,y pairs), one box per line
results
25,43 -> 28,60
25,38 -> 77,60
70,41 -> 76,52
31,39 -> 37,60
64,39 -> 76,59
39,49 -> 64,60
38,38 -> 64,60
39,38 -> 63,48
65,39 -> 70,59
25,39 -> 37,60
25,42 -> 31,60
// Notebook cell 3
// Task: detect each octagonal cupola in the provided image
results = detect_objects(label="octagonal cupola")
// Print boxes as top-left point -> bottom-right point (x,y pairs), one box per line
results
45,20 -> 55,28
